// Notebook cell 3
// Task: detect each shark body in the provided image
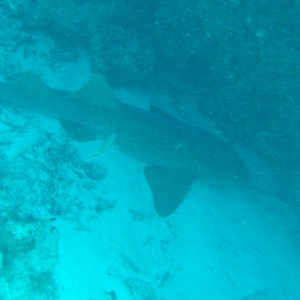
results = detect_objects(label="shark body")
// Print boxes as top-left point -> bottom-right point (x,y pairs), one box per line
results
0,73 -> 250,216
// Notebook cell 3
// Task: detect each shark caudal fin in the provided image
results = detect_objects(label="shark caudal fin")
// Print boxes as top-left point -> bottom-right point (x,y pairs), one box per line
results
144,165 -> 195,217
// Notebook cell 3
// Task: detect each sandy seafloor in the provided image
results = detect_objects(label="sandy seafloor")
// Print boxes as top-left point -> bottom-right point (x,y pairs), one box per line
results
0,15 -> 300,300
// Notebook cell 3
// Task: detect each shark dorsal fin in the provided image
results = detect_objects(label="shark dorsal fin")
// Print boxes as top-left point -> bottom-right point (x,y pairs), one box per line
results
15,71 -> 56,101
16,71 -> 47,88
68,74 -> 119,111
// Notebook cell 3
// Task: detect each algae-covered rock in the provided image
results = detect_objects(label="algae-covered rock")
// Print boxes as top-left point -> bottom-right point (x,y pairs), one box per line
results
0,215 -> 59,299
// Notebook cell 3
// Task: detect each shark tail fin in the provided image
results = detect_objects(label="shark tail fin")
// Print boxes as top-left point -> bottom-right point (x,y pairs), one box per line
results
68,74 -> 119,111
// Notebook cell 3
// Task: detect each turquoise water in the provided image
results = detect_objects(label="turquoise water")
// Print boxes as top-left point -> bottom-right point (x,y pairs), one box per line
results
0,1 -> 299,299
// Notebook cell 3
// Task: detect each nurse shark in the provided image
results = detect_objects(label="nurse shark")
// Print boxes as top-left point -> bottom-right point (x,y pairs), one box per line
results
0,72 -> 250,216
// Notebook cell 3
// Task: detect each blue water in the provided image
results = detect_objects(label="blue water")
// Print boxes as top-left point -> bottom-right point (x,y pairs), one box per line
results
0,1 -> 299,299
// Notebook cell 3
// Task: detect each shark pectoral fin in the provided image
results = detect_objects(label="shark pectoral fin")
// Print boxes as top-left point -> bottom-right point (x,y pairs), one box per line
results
60,119 -> 98,141
144,165 -> 195,217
